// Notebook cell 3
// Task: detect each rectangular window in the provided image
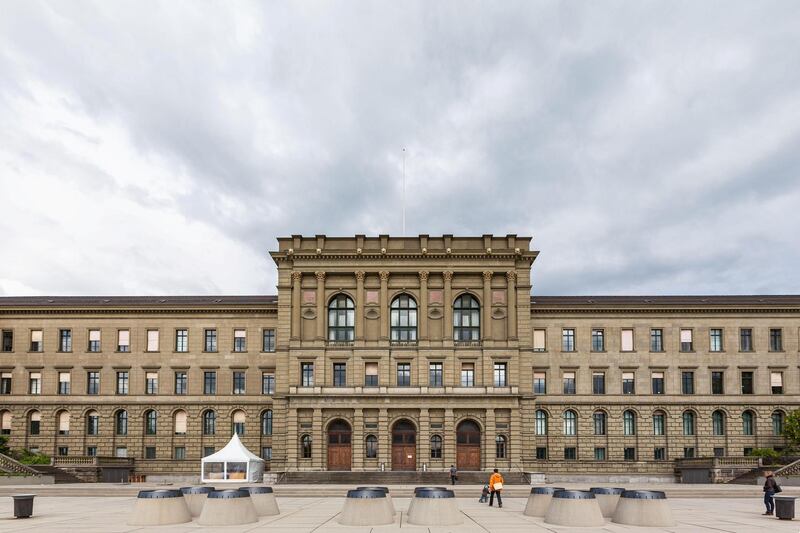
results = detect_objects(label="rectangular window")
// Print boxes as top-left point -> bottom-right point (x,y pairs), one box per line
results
233,329 -> 246,352
563,371 -> 576,394
87,446 -> 97,457
396,363 -> 411,386
204,329 -> 217,352
145,447 -> 156,459
87,371 -> 100,394
493,362 -> 507,387
262,373 -> 275,395
233,371 -> 246,394
364,362 -> 378,387
533,329 -> 546,351
0,372 -> 11,395
333,363 -> 347,387
116,371 -> 129,395
592,372 -> 605,394
624,447 -> 636,461
460,363 -> 474,387
203,447 -> 215,458
621,329 -> 634,352
681,371 -> 694,394
301,363 -> 314,387
57,446 -> 68,456
680,329 -> 693,352
175,371 -> 187,395
29,372 -> 41,394
650,329 -> 663,352
429,362 -> 443,387
533,372 -> 546,394
59,329 -> 72,352
58,372 -> 70,395
741,371 -> 754,395
564,447 -> 577,460
146,330 -> 159,352
175,329 -> 188,352
30,330 -> 43,352
591,329 -> 604,352
594,447 -> 606,461
710,329 -> 723,352
262,446 -> 272,461
146,372 -> 158,394
593,412 -> 606,435
115,447 -> 128,458
622,372 -> 635,394
562,329 -> 575,352
770,328 -> 783,351
771,372 -> 784,395
711,371 -> 724,394
1,330 -> 12,352
536,447 -> 548,460
654,447 -> 666,461
117,330 -> 130,352
262,329 -> 276,352
651,372 -> 665,394
174,447 -> 186,460
204,371 -> 216,394
740,328 -> 753,352
88,329 -> 101,352
653,413 -> 665,436
713,447 -> 725,458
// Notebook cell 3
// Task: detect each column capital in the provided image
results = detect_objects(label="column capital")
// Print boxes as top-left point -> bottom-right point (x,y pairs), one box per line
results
355,271 -> 366,281
315,271 -> 326,282
482,271 -> 494,282
418,271 -> 429,282
443,271 -> 454,282
506,271 -> 517,283
291,271 -> 303,282
379,271 -> 390,282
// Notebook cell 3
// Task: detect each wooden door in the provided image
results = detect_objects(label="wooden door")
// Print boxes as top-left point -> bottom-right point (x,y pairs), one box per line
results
391,419 -> 417,471
456,420 -> 481,470
327,419 -> 352,471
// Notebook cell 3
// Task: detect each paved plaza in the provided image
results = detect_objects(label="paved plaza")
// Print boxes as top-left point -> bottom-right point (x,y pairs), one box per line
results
0,485 -> 796,533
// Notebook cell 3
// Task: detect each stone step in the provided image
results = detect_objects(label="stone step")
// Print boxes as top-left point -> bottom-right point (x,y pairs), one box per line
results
278,470 -> 530,485
30,465 -> 85,484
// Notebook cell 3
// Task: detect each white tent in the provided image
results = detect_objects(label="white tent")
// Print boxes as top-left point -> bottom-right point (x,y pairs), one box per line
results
201,433 -> 264,483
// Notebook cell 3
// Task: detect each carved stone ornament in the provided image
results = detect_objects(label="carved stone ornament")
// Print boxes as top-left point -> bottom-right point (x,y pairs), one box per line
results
428,307 -> 443,320
491,307 -> 507,320
506,271 -> 517,283
301,308 -> 317,320
483,271 -> 493,281
443,271 -> 453,281
365,308 -> 380,320
315,271 -> 326,282
418,271 -> 429,282
355,271 -> 366,281
291,271 -> 303,282
379,271 -> 390,281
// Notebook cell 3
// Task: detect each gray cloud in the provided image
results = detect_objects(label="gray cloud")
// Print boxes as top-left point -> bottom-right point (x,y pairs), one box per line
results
1,0 -> 799,296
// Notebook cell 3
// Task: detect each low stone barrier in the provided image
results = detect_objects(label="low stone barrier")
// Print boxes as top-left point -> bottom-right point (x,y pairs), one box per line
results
179,486 -> 214,517
338,489 -> 394,526
241,486 -> 280,516
613,490 -> 675,527
544,490 -> 605,527
407,488 -> 462,526
197,489 -> 258,526
523,486 -> 565,517
127,489 -> 191,526
589,487 -> 625,517
356,486 -> 394,514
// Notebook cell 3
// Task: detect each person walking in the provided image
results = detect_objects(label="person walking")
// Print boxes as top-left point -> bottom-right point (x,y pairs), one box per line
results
763,470 -> 780,515
449,465 -> 458,485
488,468 -> 504,508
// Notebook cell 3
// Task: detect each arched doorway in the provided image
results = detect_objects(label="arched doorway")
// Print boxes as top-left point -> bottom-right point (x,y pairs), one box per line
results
327,419 -> 352,471
456,420 -> 481,470
391,419 -> 416,470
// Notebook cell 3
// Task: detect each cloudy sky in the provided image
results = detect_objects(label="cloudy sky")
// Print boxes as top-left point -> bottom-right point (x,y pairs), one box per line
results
1,1 -> 799,297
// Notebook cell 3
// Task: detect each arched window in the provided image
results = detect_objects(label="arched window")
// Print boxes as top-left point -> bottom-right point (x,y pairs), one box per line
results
29,411 -> 40,435
300,434 -> 312,458
563,410 -> 577,436
495,435 -> 507,458
174,410 -> 187,435
623,410 -> 636,436
203,410 -> 216,436
429,435 -> 442,458
261,410 -> 273,436
86,410 -> 99,436
593,411 -> 607,435
742,410 -> 755,436
652,410 -> 666,436
772,410 -> 785,436
683,411 -> 695,436
328,294 -> 355,341
712,410 -> 726,436
390,294 -> 417,341
453,294 -> 480,341
366,435 -> 378,458
115,410 -> 128,436
535,409 -> 548,436
57,411 -> 70,436
1,411 -> 12,435
232,410 -> 246,436
144,410 -> 157,435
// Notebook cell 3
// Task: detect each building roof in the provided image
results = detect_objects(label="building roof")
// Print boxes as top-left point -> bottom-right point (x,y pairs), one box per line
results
530,295 -> 800,307
0,295 -> 278,307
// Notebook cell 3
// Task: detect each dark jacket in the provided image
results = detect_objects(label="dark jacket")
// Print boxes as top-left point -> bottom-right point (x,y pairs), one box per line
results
764,475 -> 778,493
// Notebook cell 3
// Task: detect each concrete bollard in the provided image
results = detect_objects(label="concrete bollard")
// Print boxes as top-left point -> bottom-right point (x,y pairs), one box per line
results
589,487 -> 626,517
128,489 -> 191,526
408,486 -> 449,515
407,488 -> 463,526
523,486 -> 566,517
612,490 -> 675,527
356,486 -> 394,514
544,490 -> 605,527
179,486 -> 215,517
197,489 -> 258,526
338,489 -> 395,526
240,486 -> 280,516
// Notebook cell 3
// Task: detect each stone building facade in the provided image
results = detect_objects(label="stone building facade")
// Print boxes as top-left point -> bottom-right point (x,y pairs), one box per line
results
0,235 -> 797,477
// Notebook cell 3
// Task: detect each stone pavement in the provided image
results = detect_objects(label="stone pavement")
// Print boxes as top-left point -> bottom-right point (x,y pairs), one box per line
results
0,493 -> 795,532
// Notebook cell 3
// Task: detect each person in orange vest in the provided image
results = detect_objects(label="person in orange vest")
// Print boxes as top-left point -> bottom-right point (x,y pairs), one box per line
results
488,468 -> 504,508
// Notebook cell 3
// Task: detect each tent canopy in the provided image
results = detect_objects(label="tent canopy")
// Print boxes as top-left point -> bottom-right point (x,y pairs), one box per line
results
201,433 -> 264,483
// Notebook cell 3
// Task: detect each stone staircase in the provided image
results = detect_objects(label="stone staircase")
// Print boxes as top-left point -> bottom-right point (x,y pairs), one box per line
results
278,470 -> 530,485
29,464 -> 85,484
0,452 -> 41,476
773,458 -> 800,478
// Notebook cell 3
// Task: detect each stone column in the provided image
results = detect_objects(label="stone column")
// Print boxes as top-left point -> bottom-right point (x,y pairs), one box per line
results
287,408 -> 298,470
379,271 -> 390,341
418,271 -> 429,341
352,408 -> 364,471
315,272 -> 326,340
484,408 -> 496,470
355,271 -> 365,341
313,409 -> 324,470
443,271 -> 454,342
419,408 -> 430,470
506,271 -> 517,340
379,408 -> 390,470
482,271 -> 493,341
444,408 -> 455,469
291,271 -> 302,339
510,401 -> 522,465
